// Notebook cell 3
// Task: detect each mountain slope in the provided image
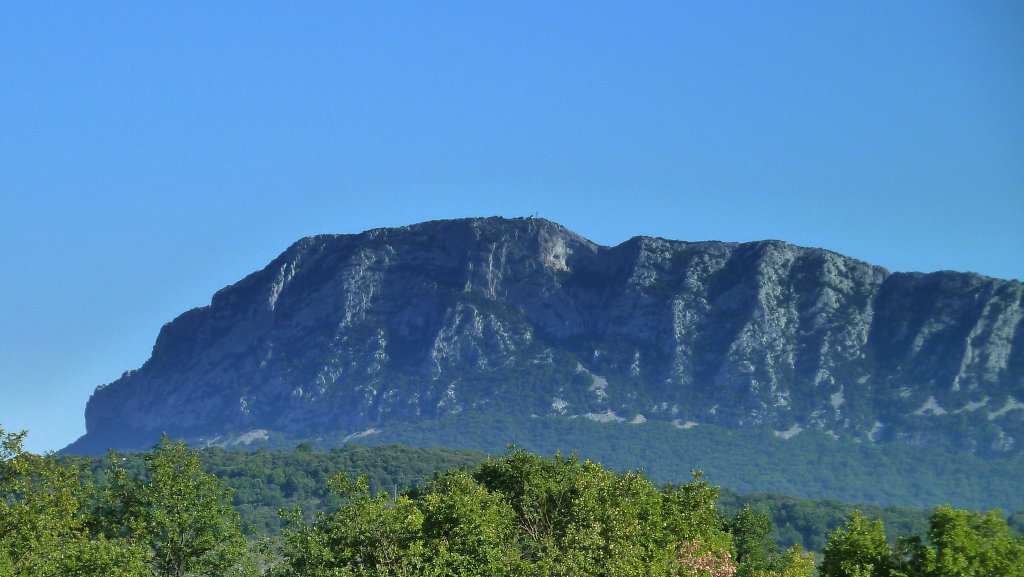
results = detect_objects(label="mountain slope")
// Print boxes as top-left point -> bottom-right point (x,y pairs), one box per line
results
68,217 -> 1024,457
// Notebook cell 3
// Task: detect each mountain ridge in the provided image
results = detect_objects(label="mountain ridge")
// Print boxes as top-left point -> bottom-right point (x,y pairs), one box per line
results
67,217 -> 1024,457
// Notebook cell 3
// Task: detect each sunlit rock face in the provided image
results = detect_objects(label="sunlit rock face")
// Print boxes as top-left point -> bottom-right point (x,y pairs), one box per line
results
68,217 -> 1024,455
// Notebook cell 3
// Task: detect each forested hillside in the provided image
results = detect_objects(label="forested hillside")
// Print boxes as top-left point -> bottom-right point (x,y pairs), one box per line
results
205,413 -> 1024,513
89,443 -> 488,534
5,427 -> 1024,576
84,441 -> 1021,552
360,414 -> 1024,512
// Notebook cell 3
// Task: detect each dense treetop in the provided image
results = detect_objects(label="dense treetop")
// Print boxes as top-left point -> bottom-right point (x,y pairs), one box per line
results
4,426 -> 1024,576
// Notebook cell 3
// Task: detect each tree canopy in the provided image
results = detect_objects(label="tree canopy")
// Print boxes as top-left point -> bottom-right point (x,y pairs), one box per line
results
3,425 -> 1024,576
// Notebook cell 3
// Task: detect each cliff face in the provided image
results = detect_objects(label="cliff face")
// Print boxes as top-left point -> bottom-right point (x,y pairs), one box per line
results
71,217 -> 1024,454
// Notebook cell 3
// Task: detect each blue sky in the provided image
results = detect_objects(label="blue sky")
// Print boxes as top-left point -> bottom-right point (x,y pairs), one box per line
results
2,2 -> 1022,453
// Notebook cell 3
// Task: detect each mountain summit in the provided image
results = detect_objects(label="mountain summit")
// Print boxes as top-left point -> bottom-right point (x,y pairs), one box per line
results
67,217 -> 1024,455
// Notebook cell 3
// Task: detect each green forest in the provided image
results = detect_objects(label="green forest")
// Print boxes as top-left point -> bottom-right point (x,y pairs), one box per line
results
230,413 -> 1024,513
3,426 -> 1023,577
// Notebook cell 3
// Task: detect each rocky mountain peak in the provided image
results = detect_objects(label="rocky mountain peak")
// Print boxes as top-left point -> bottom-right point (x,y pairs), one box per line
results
68,218 -> 1023,456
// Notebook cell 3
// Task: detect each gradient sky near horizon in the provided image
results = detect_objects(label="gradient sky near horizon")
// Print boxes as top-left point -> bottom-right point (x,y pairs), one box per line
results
2,2 -> 1022,453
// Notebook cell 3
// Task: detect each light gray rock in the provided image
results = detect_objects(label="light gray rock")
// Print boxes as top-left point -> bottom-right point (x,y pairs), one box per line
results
69,217 -> 1024,455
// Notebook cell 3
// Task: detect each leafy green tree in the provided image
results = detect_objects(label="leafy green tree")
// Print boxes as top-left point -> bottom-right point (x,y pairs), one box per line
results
772,544 -> 815,577
662,472 -> 736,577
0,427 -> 148,577
913,505 -> 1024,577
276,449 -> 741,577
473,450 -> 735,576
416,470 -> 522,576
889,534 -> 930,577
275,471 -> 428,577
1009,511 -> 1024,536
97,435 -> 251,577
722,504 -> 816,577
473,449 -> 679,575
820,510 -> 891,577
728,505 -> 776,576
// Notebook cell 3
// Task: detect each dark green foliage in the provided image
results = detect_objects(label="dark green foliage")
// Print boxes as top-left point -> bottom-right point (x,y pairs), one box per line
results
217,443 -> 480,535
728,505 -> 780,576
79,434 -> 1022,562
82,436 -> 1014,559
820,508 -> 1024,577
87,443 -> 485,534
717,490 -> 931,553
1009,511 -> 1024,536
8,422 -> 1024,576
354,413 -> 1024,512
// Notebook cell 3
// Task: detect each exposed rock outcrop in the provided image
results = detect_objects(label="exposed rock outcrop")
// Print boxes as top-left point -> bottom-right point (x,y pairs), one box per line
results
67,217 -> 1024,455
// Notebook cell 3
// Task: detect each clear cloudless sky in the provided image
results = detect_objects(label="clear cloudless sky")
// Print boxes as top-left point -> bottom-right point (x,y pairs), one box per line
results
1,2 -> 1022,453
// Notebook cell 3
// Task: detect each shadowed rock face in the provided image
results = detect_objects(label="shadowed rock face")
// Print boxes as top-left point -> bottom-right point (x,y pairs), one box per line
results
69,217 -> 1024,455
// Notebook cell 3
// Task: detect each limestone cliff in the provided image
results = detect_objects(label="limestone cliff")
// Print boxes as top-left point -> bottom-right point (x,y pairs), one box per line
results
67,217 -> 1024,455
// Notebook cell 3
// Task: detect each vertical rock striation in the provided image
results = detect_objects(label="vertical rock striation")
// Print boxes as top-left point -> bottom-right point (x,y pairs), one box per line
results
70,217 -> 1024,455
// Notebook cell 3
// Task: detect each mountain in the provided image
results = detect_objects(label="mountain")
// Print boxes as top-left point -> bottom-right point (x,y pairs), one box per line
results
67,217 -> 1024,461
